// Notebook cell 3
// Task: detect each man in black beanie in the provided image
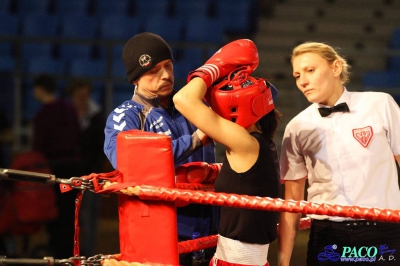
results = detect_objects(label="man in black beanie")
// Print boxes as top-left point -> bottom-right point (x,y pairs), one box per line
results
104,32 -> 218,265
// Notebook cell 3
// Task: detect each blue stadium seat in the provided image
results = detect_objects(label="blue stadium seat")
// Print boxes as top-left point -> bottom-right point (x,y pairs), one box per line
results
172,60 -> 193,86
60,16 -> 99,39
94,0 -> 131,17
143,16 -> 183,42
69,59 -> 107,78
21,14 -> 59,37
16,0 -> 51,17
0,14 -> 19,56
388,56 -> 400,71
214,0 -> 258,34
362,70 -> 400,88
112,45 -> 124,59
53,0 -> 90,17
0,14 -> 19,35
113,82 -> 134,107
389,27 -> 400,49
0,55 -> 15,72
25,56 -> 67,76
112,58 -> 126,79
0,0 -> 11,14
179,48 -> 209,67
21,43 -> 55,60
58,16 -> 98,60
172,0 -> 210,19
113,82 -> 133,93
184,17 -> 225,44
134,0 -> 170,17
58,44 -> 94,61
99,15 -> 142,40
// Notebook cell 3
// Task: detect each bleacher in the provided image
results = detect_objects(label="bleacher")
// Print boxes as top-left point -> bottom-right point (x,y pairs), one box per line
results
253,0 -> 400,155
0,0 -> 259,151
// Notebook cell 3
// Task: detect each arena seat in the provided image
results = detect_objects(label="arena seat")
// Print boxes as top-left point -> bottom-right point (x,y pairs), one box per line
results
184,17 -> 225,44
0,55 -> 15,72
25,56 -> 67,76
112,82 -> 135,108
16,0 -> 50,17
60,16 -> 99,39
0,0 -> 11,14
214,0 -> 258,35
172,60 -> 194,89
389,27 -> 400,49
172,0 -> 210,19
97,15 -> 141,60
69,59 -> 107,78
21,43 -> 55,61
388,56 -> 400,71
0,14 -> 19,56
93,0 -> 131,17
53,0 -> 90,17
99,15 -> 142,40
362,70 -> 400,89
143,15 -> 183,42
112,58 -> 126,80
21,14 -> 59,37
58,44 -> 94,61
134,0 -> 170,17
58,16 -> 98,61
178,47 -> 216,68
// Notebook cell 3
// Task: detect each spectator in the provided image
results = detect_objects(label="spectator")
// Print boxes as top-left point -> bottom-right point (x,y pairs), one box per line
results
32,74 -> 82,259
66,78 -> 109,257
0,108 -> 13,168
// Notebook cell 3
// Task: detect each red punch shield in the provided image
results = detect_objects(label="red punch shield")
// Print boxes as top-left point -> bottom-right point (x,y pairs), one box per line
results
117,130 -> 179,264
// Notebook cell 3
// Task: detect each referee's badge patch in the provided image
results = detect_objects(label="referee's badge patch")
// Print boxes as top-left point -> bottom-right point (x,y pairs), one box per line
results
352,126 -> 373,148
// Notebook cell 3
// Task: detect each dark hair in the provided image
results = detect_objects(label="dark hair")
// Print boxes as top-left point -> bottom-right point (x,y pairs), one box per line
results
258,109 -> 282,140
33,74 -> 57,94
66,78 -> 92,97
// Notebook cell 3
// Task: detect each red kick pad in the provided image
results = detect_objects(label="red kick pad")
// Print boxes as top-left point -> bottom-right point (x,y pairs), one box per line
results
117,130 -> 178,264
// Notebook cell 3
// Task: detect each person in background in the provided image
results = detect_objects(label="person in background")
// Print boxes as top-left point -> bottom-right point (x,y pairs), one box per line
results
174,39 -> 282,266
66,78 -> 109,257
103,32 -> 217,265
32,74 -> 82,259
0,108 -> 13,168
278,42 -> 400,266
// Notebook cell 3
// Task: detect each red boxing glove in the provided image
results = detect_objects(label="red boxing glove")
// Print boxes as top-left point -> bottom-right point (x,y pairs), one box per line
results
187,39 -> 259,88
175,162 -> 222,184
203,163 -> 222,184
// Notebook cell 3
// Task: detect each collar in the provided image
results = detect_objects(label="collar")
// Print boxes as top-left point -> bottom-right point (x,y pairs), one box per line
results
132,89 -> 175,109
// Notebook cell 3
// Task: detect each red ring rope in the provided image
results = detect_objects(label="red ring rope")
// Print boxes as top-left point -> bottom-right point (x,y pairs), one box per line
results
136,185 -> 400,223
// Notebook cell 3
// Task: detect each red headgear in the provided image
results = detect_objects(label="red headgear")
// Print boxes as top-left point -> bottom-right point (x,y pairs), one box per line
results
205,67 -> 276,129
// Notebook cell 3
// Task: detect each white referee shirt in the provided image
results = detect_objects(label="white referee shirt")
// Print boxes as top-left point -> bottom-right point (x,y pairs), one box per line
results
280,89 -> 400,221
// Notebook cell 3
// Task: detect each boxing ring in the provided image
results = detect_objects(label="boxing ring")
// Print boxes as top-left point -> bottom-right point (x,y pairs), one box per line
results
1,129 -> 400,266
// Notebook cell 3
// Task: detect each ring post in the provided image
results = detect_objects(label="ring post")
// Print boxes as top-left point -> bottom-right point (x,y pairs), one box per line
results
117,130 -> 179,264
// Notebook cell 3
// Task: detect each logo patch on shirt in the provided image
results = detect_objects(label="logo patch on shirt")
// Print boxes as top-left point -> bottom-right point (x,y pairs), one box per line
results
352,126 -> 373,148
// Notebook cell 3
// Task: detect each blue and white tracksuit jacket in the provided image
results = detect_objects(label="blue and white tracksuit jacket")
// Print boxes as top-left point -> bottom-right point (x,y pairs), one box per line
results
104,89 -> 215,169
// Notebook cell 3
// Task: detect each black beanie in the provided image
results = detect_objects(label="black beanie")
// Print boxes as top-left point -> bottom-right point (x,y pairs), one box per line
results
122,32 -> 174,83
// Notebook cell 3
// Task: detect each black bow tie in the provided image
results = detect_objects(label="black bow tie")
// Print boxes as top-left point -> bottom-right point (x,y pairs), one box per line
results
318,102 -> 350,117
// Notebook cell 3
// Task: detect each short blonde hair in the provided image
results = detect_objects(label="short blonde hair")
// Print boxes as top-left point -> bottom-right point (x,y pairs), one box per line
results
291,42 -> 351,85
